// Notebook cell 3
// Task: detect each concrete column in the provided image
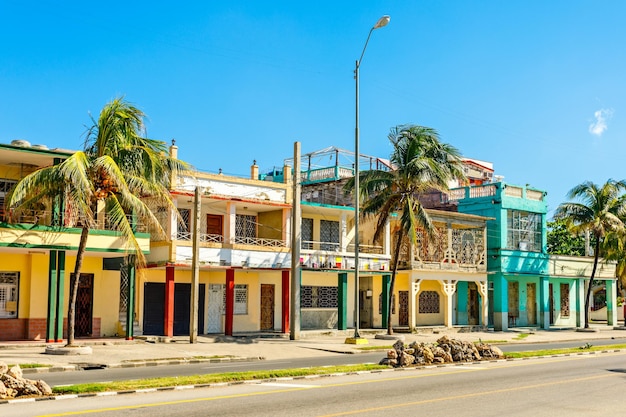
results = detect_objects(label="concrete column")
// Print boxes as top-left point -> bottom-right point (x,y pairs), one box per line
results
576,278 -> 585,328
46,251 -> 58,343
381,274 -> 391,330
338,272 -> 348,330
607,279 -> 618,326
456,281 -> 469,325
477,280 -> 488,327
164,266 -> 175,337
409,278 -> 421,330
442,280 -> 457,328
492,273 -> 508,331
55,251 -> 65,342
225,269 -> 235,336
281,270 -> 290,333
539,276 -> 550,330
125,256 -> 136,340
225,202 -> 236,245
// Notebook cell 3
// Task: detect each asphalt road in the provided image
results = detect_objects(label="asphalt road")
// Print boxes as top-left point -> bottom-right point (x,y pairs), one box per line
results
37,337 -> 626,387
10,349 -> 626,416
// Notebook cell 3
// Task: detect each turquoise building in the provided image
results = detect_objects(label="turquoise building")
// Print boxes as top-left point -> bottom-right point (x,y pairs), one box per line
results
452,182 -> 617,330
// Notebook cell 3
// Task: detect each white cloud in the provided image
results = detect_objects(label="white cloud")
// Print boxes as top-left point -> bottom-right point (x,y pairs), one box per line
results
588,108 -> 614,137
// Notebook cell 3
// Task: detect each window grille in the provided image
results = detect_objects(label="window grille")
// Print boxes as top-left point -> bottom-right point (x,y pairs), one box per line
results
0,272 -> 19,318
177,208 -> 191,240
320,220 -> 339,251
301,218 -> 313,249
0,179 -> 17,222
220,284 -> 248,315
301,286 -> 338,308
507,210 -> 542,252
418,290 -> 440,314
236,215 -> 257,238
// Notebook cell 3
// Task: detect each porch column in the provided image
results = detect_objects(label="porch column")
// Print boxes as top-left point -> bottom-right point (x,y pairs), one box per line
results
442,280 -> 457,328
492,273 -> 508,331
538,276 -> 550,330
125,256 -> 136,340
576,278 -> 585,328
338,272 -> 348,330
409,278 -> 421,330
225,202 -> 236,245
456,281 -> 469,325
164,265 -> 175,337
381,274 -> 391,330
225,269 -> 235,336
46,251 -> 58,343
281,270 -> 290,333
606,279 -> 618,326
477,281 -> 489,327
55,251 -> 65,342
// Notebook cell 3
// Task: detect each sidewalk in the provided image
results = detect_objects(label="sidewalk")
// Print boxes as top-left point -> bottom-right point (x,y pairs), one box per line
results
1,326 -> 626,373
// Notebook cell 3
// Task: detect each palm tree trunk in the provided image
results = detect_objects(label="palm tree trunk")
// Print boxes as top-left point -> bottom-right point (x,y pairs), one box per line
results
387,230 -> 405,335
67,226 -> 90,346
584,237 -> 601,329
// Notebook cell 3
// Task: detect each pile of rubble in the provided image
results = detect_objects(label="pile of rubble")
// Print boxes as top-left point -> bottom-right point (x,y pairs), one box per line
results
0,362 -> 52,399
380,336 -> 504,367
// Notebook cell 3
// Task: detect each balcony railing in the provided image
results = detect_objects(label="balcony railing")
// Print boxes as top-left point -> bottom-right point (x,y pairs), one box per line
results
3,209 -> 148,233
233,236 -> 287,247
176,231 -> 224,243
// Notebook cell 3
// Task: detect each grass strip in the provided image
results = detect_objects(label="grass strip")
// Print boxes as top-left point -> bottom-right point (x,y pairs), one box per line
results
504,343 -> 626,358
8,363 -> 52,369
52,364 -> 387,395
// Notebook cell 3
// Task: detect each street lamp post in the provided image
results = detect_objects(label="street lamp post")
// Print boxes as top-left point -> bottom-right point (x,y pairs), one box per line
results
353,15 -> 390,340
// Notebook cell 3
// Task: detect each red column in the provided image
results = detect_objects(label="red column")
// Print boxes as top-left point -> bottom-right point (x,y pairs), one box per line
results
281,270 -> 290,333
225,269 -> 235,336
164,266 -> 175,337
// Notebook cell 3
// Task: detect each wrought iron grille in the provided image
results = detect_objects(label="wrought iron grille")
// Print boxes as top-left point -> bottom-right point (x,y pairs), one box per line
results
418,291 -> 440,314
301,218 -> 313,249
320,220 -> 339,251
301,286 -> 338,308
560,283 -> 570,317
236,215 -> 257,238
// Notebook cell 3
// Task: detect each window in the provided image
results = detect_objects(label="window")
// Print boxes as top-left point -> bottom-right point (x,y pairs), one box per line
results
507,210 -> 542,252
320,220 -> 339,251
0,272 -> 19,318
0,179 -> 17,222
301,218 -> 313,250
301,286 -> 338,308
221,284 -> 248,315
418,291 -> 440,314
177,208 -> 191,240
236,214 -> 257,238
378,293 -> 396,314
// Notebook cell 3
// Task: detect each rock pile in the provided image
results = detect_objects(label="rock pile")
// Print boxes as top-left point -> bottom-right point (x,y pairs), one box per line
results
380,336 -> 504,367
0,362 -> 53,399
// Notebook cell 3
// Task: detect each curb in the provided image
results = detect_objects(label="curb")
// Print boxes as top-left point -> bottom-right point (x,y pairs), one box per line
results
5,348 -> 625,406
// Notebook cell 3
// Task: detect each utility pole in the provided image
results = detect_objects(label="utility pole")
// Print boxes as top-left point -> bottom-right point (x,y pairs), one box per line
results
290,142 -> 302,340
190,186 -> 200,343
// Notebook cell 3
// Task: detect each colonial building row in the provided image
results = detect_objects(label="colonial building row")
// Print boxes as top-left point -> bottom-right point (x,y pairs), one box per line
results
0,141 -> 618,341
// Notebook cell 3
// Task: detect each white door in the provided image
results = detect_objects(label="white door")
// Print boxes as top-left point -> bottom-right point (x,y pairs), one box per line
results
207,284 -> 224,333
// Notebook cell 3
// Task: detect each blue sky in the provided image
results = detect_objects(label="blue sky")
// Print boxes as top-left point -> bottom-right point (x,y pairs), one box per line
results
2,1 -> 626,215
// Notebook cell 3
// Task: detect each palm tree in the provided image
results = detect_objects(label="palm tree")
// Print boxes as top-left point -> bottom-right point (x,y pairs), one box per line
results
8,97 -> 187,346
350,125 -> 465,335
554,179 -> 626,329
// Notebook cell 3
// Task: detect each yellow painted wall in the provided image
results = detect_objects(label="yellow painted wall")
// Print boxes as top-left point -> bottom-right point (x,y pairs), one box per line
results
415,280 -> 445,325
258,211 -> 283,240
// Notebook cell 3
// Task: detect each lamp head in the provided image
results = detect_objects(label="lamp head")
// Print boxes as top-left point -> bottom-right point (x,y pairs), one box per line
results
373,15 -> 390,29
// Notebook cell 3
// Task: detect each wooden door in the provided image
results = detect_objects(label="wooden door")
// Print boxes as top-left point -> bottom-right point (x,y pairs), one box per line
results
206,214 -> 223,236
549,283 -> 554,324
399,291 -> 409,326
527,283 -> 537,325
508,281 -> 519,326
260,284 -> 275,331
71,273 -> 94,337
468,283 -> 479,325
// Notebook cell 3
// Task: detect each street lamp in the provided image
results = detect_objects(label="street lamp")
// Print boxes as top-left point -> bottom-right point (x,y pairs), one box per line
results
353,15 -> 389,340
